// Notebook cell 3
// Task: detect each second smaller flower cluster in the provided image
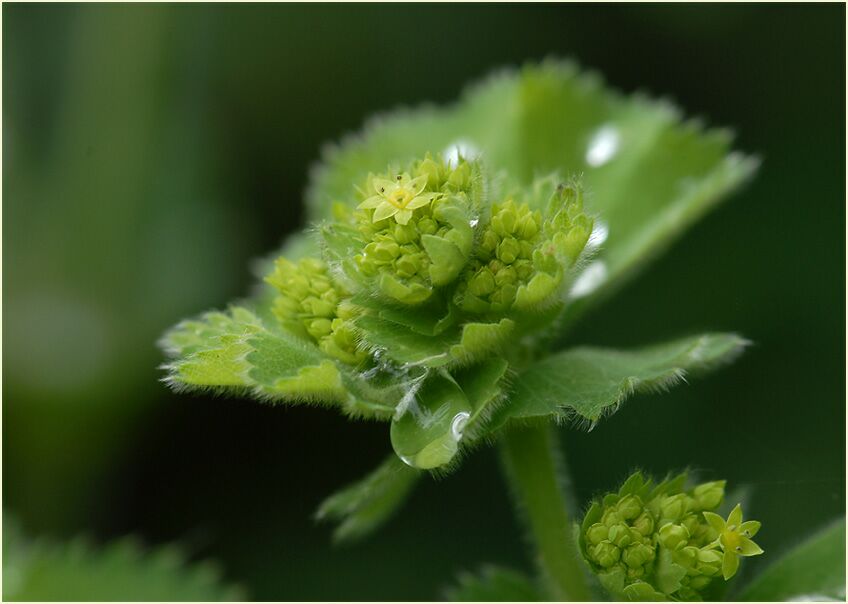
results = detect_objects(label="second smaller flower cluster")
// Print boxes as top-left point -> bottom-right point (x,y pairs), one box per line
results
579,472 -> 762,601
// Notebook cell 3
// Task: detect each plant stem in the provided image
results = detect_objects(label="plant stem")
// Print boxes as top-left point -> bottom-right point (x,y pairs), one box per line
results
500,423 -> 592,601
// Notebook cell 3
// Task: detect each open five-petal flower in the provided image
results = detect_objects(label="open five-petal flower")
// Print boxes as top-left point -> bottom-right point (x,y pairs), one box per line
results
703,503 -> 764,580
357,173 -> 440,225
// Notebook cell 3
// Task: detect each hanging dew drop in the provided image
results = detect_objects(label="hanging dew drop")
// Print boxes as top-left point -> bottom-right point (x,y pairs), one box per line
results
450,411 -> 470,441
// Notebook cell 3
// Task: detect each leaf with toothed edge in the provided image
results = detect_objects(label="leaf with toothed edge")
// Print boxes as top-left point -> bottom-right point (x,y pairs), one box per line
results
2,515 -> 244,601
488,333 -> 748,430
161,307 -> 396,420
315,455 -> 420,543
445,565 -> 546,602
160,307 -> 264,391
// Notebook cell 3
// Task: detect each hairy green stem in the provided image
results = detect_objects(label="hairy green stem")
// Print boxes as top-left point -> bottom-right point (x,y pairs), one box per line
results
500,424 -> 592,601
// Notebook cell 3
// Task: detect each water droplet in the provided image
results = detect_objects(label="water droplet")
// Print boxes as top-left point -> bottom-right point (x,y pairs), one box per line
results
469,218 -> 479,228
390,374 -> 472,470
393,376 -> 425,420
586,220 -> 609,250
569,261 -> 608,299
586,125 -> 620,167
443,138 -> 480,167
450,411 -> 470,440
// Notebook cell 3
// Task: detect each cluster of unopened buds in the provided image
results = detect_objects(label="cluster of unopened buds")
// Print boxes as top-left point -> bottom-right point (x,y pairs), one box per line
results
579,472 -> 763,601
264,153 -> 594,370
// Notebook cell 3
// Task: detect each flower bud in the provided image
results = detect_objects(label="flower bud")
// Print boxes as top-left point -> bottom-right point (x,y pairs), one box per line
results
696,549 -> 723,577
693,480 -> 726,511
633,511 -> 654,536
671,546 -> 698,575
468,268 -> 496,297
622,543 -> 655,569
497,237 -> 521,264
602,510 -> 623,527
265,256 -> 366,365
586,523 -> 609,545
616,495 -> 643,521
415,155 -> 444,189
417,217 -> 438,235
591,541 -> 621,568
658,523 -> 690,551
447,160 -> 471,189
659,493 -> 692,523
608,524 -> 633,548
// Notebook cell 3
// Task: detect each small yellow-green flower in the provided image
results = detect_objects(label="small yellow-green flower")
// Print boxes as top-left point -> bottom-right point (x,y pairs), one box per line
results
703,503 -> 763,580
357,173 -> 441,225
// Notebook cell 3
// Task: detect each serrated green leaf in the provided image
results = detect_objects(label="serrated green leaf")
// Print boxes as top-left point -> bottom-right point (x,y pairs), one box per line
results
445,565 -> 545,602
161,308 -> 396,419
307,61 -> 757,330
3,516 -> 243,601
246,332 -> 347,401
315,455 -> 420,544
490,333 -> 748,428
161,307 -> 263,391
737,518 -> 845,601
161,307 -> 262,360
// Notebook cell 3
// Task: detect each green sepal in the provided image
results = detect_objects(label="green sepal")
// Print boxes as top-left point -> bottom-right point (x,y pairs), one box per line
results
350,293 -> 457,336
378,272 -> 432,305
449,318 -> 515,365
355,312 -> 514,369
421,233 -> 467,286
597,566 -> 627,598
315,455 -> 420,544
513,270 -> 562,310
654,546 -> 688,595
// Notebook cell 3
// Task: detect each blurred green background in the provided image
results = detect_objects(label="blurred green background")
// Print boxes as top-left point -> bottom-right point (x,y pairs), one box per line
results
4,3 -> 845,600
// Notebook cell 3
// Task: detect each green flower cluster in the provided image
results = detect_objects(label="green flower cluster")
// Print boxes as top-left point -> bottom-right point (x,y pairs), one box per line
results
579,472 -> 763,601
454,183 -> 593,314
265,257 -> 365,365
263,154 -> 595,377
352,156 -> 478,305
